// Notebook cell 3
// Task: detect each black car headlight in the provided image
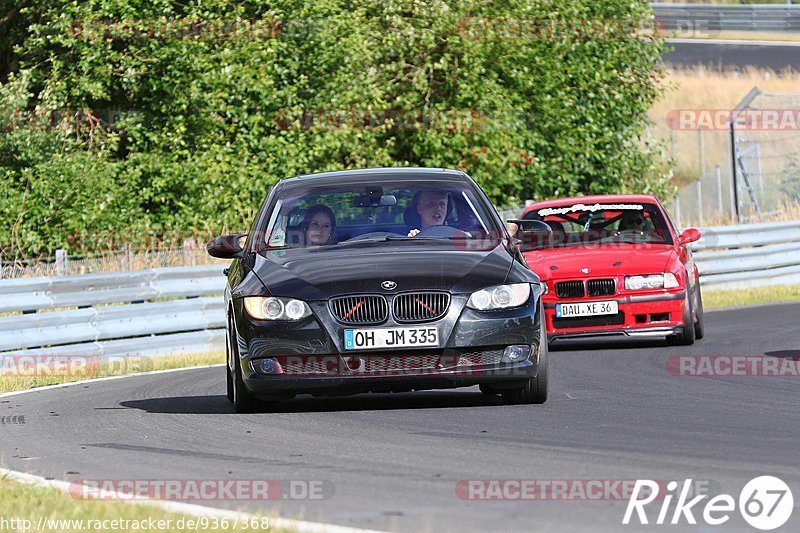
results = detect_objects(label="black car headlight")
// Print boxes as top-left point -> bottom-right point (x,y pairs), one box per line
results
466,283 -> 531,311
244,297 -> 312,320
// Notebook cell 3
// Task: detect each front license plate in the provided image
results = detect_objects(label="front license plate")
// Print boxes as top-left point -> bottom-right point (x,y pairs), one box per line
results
556,301 -> 618,318
344,327 -> 439,350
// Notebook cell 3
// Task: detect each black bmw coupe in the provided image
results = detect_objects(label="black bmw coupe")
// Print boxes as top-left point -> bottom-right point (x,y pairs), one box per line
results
208,168 -> 550,412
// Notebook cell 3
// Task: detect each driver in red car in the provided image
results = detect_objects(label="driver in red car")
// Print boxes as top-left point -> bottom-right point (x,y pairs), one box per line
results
407,190 -> 449,237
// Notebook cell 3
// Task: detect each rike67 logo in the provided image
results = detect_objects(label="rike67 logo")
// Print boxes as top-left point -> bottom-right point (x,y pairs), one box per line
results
623,476 -> 794,530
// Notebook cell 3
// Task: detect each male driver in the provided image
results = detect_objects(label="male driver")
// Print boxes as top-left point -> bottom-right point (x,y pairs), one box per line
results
407,190 -> 449,237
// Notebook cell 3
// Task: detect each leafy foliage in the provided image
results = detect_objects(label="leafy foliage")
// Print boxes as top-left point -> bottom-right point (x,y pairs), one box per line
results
0,0 -> 669,257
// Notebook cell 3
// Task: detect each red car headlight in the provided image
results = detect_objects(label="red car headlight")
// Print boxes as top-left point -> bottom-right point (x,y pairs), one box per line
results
624,273 -> 679,290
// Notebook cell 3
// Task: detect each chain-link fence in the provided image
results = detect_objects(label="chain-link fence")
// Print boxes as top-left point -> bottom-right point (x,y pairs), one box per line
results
668,87 -> 800,227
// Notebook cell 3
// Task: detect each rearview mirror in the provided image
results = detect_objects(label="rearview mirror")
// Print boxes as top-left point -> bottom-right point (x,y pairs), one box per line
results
207,233 -> 247,259
353,194 -> 398,208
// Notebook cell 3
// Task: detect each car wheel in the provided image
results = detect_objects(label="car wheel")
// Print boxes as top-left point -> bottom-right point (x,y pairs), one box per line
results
502,302 -> 548,405
226,364 -> 234,402
672,288 -> 696,346
229,321 -> 259,413
225,320 -> 234,402
232,355 -> 260,413
694,283 -> 705,340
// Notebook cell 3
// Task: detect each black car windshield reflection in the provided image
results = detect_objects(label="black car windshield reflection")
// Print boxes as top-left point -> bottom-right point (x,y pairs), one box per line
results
257,181 -> 502,251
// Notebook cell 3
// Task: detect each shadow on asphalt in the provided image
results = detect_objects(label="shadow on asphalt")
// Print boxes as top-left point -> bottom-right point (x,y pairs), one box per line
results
764,350 -> 800,359
549,337 -> 669,352
119,390 -> 506,414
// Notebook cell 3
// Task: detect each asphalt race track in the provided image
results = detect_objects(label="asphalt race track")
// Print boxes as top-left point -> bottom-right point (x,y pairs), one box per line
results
1,303 -> 799,532
664,41 -> 800,71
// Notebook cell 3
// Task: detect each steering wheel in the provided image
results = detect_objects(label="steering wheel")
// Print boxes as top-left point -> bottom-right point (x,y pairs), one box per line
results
415,225 -> 469,238
600,230 -> 647,243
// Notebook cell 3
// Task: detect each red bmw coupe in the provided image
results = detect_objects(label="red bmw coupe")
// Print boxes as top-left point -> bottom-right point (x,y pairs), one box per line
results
518,194 -> 704,345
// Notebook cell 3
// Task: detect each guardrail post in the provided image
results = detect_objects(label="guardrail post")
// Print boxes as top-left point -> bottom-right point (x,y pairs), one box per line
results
55,249 -> 67,276
715,166 -> 723,220
696,179 -> 703,226
728,121 -> 740,223
183,238 -> 197,266
699,128 -> 706,176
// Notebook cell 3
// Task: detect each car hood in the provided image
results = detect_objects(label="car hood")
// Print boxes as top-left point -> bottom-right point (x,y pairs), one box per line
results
523,244 -> 676,280
253,242 -> 515,300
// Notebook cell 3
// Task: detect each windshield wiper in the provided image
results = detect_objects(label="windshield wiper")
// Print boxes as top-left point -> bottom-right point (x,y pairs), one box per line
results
330,235 -> 449,247
384,236 -> 448,241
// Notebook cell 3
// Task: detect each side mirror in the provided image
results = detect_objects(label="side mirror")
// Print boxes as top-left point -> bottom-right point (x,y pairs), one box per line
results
507,219 -> 553,250
679,228 -> 701,246
507,219 -> 553,237
207,233 -> 247,259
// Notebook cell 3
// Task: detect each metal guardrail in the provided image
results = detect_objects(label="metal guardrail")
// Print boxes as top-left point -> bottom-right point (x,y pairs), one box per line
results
652,3 -> 800,33
0,221 -> 797,358
0,265 -> 227,358
692,221 -> 800,287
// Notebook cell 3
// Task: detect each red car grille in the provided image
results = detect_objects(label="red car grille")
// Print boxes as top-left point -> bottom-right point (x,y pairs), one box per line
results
587,278 -> 616,296
556,279 -> 617,298
556,281 -> 584,298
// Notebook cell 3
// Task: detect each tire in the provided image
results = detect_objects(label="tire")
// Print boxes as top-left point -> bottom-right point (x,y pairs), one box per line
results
673,288 -> 696,346
229,318 -> 259,413
693,283 -> 705,340
226,364 -> 234,402
232,355 -> 259,413
225,318 -> 234,402
502,302 -> 548,405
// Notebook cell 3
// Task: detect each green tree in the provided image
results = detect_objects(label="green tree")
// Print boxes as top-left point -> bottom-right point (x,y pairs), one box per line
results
0,0 -> 669,257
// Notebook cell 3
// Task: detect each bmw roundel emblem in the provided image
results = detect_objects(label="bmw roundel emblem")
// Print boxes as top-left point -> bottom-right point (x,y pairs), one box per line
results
581,268 -> 590,274
381,280 -> 397,290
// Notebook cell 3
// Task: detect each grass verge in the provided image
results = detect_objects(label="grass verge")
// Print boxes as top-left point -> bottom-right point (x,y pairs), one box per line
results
0,352 -> 224,394
703,284 -> 800,310
672,30 -> 800,43
0,478 -> 282,533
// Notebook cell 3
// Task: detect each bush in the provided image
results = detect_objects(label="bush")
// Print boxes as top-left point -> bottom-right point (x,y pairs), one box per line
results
0,0 -> 669,257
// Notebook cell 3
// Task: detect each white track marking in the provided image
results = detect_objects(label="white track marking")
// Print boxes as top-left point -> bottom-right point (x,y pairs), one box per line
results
0,366 -> 388,533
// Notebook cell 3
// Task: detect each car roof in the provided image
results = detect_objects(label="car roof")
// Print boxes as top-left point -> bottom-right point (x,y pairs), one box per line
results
281,167 -> 470,189
524,194 -> 661,211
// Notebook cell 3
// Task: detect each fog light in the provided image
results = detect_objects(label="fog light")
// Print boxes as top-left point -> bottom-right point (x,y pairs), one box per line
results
501,345 -> 531,363
254,358 -> 278,375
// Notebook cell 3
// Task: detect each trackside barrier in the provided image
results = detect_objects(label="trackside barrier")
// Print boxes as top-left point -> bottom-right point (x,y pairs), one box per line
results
651,3 -> 800,34
0,266 -> 227,358
692,221 -> 800,288
0,221 -> 797,357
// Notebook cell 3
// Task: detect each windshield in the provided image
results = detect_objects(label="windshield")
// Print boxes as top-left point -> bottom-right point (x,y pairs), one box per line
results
253,179 -> 503,251
522,202 -> 673,247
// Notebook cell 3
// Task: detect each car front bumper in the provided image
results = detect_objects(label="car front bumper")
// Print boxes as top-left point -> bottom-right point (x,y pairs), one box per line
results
231,293 -> 544,397
544,290 -> 686,342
